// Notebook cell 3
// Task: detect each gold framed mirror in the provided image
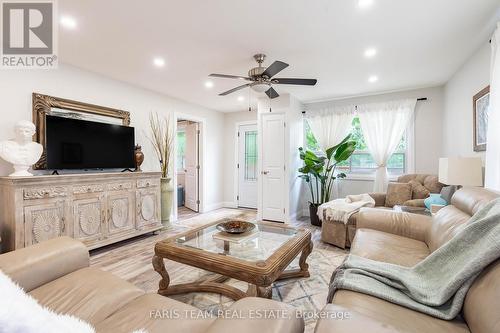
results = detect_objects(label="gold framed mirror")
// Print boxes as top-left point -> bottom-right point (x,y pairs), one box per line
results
32,93 -> 131,169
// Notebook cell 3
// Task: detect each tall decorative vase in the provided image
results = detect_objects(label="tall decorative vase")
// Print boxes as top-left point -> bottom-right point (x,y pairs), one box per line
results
160,177 -> 174,227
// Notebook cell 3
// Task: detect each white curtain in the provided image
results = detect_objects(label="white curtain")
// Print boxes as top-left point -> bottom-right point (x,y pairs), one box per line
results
306,105 -> 355,151
306,105 -> 355,200
357,99 -> 417,192
485,23 -> 500,191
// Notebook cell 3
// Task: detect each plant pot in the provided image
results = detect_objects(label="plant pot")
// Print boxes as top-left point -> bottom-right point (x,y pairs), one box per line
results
160,177 -> 174,227
309,203 -> 322,227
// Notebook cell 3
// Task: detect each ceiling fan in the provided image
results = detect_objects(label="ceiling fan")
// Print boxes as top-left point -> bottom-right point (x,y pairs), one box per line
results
209,54 -> 317,99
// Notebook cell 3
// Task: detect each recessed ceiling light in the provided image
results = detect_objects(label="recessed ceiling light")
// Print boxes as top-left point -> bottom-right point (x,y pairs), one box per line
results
153,57 -> 165,67
60,16 -> 77,29
237,96 -> 245,102
358,0 -> 374,9
368,75 -> 379,83
204,81 -> 214,88
364,48 -> 377,58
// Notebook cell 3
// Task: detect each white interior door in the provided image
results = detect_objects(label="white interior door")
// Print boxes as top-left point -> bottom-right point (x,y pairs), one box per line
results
184,122 -> 199,212
261,114 -> 285,222
238,124 -> 258,209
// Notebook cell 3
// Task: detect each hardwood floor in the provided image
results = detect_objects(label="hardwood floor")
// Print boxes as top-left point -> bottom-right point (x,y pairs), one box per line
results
89,208 -> 347,333
177,206 -> 199,221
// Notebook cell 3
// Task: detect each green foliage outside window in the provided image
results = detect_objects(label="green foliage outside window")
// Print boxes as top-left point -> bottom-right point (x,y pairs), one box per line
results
305,116 -> 406,174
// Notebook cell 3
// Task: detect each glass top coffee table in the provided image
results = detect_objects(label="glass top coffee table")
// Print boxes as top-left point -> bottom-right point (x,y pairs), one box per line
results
153,220 -> 313,300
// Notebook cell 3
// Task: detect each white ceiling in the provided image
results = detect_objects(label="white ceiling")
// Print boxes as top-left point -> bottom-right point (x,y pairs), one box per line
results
59,0 -> 500,112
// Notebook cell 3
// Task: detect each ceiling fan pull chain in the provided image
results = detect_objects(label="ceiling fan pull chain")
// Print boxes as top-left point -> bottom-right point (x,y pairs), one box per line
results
248,86 -> 251,112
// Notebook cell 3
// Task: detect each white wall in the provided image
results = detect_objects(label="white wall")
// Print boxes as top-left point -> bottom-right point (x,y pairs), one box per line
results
222,111 -> 257,207
0,63 -> 225,212
442,42 -> 491,161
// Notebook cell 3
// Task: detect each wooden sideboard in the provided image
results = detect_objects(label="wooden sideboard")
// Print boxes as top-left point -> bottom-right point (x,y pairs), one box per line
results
0,172 -> 162,252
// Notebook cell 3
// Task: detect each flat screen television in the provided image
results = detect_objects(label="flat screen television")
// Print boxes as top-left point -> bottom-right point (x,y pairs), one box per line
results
45,115 -> 135,170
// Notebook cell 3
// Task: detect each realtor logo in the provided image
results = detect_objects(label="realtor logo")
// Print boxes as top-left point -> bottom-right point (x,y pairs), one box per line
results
1,0 -> 58,68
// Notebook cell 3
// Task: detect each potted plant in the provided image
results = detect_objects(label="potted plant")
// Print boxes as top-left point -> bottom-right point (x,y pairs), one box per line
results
298,134 -> 356,226
149,113 -> 174,227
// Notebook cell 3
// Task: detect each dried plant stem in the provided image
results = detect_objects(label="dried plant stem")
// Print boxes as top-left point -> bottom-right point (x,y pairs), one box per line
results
148,112 -> 173,178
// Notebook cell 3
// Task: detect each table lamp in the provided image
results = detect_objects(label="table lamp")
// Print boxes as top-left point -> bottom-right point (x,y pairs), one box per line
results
437,157 -> 483,203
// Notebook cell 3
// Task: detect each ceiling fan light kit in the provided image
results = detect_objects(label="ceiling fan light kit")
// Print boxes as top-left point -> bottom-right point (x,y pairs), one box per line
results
209,54 -> 317,99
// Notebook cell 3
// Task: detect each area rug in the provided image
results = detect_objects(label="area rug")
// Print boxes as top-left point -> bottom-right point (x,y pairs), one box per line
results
90,208 -> 347,332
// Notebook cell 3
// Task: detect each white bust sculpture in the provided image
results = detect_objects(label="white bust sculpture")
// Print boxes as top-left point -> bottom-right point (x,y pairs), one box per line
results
0,120 -> 43,177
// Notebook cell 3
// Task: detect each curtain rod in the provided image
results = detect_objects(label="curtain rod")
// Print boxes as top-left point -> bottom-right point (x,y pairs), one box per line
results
301,97 -> 427,115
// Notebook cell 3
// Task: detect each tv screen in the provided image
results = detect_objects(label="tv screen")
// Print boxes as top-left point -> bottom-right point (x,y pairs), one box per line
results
46,115 -> 135,170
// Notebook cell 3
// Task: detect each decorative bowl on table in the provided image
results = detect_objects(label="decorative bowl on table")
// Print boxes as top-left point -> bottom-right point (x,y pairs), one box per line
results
216,220 -> 255,234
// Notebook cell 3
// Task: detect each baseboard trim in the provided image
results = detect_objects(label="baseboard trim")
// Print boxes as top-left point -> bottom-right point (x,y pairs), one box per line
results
203,202 -> 225,212
222,201 -> 238,208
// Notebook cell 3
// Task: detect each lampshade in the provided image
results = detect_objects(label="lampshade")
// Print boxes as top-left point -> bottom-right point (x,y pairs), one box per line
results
438,157 -> 483,186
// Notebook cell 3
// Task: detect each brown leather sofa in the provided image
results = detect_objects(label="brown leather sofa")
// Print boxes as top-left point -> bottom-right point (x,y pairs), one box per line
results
321,174 -> 443,248
315,187 -> 500,333
0,237 -> 304,333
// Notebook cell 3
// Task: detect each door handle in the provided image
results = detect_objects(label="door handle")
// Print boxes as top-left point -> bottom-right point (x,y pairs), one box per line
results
261,171 -> 269,175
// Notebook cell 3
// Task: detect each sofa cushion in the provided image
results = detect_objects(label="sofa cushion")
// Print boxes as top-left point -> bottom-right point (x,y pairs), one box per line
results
385,182 -> 412,208
402,199 -> 426,207
95,293 -> 214,333
315,291 -> 470,333
408,180 -> 430,199
426,205 -> 471,252
29,267 -> 144,326
350,229 -> 429,267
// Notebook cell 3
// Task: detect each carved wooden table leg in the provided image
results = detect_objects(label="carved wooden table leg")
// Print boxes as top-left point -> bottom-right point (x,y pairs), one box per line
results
246,284 -> 272,299
152,255 -> 170,295
298,239 -> 313,275
278,238 -> 313,280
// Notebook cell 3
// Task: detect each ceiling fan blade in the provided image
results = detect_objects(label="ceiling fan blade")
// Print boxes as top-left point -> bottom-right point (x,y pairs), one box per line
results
265,87 -> 279,99
261,61 -> 289,78
219,83 -> 251,96
273,78 -> 317,86
209,73 -> 252,81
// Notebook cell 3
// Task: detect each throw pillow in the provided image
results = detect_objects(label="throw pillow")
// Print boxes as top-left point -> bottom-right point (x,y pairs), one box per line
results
385,182 -> 412,208
408,180 -> 430,199
440,186 -> 455,204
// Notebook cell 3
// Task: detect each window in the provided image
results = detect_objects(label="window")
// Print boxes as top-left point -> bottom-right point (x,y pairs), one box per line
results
244,131 -> 258,181
176,130 -> 186,171
305,116 -> 406,175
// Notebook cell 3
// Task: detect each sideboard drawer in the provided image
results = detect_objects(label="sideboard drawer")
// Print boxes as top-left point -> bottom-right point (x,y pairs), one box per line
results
137,178 -> 159,188
72,184 -> 105,194
23,187 -> 68,200
107,182 -> 133,191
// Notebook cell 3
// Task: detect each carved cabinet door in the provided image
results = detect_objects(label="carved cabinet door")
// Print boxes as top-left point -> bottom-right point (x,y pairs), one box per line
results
72,194 -> 106,246
24,201 -> 68,246
106,191 -> 135,236
136,188 -> 160,229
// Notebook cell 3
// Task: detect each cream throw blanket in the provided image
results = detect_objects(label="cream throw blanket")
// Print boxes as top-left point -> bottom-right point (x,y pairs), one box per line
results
0,270 -> 146,333
318,194 -> 375,224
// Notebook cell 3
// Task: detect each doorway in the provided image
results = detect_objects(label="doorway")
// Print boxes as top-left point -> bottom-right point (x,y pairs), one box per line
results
237,123 -> 258,209
176,119 -> 200,220
260,113 -> 286,222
